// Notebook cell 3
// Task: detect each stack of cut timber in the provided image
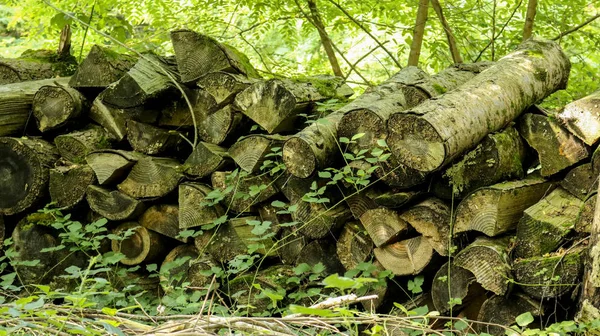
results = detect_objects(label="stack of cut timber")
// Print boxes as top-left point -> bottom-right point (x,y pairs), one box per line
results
0,30 -> 594,333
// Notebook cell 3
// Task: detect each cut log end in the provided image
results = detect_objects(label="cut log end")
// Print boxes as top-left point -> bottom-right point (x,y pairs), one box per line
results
111,222 -> 167,265
388,114 -> 444,172
282,137 -> 317,179
374,236 -> 434,276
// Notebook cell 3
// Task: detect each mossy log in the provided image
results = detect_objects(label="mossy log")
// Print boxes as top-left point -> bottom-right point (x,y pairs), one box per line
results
0,49 -> 77,85
85,149 -> 145,185
126,120 -> 182,155
139,204 -> 186,243
0,137 -> 59,215
387,39 -> 570,173
229,134 -> 288,173
32,83 -> 89,132
276,226 -> 309,265
560,163 -> 595,200
0,77 -> 71,136
575,194 -> 596,233
274,171 -> 322,204
399,197 -> 451,256
454,175 -> 555,237
295,239 -> 345,276
178,182 -> 224,229
197,71 -> 257,105
111,222 -> 168,265
513,248 -> 584,299
234,76 -> 353,134
557,90 -> 600,146
336,221 -> 374,271
257,203 -> 288,236
211,171 -> 278,213
453,236 -> 513,295
159,244 -> 216,293
519,113 -> 589,176
431,261 -> 482,314
54,126 -> 112,163
476,293 -> 541,336
373,155 -> 428,189
171,29 -> 259,84
69,45 -> 136,90
433,126 -> 527,198
292,201 -> 351,239
230,216 -> 276,255
184,142 -> 231,179
49,164 -> 96,209
204,217 -> 276,262
372,190 -> 422,209
86,185 -> 146,221
515,187 -> 582,258
102,53 -> 179,108
198,104 -> 248,145
118,157 -> 183,199
374,236 -> 435,276
345,190 -> 378,220
359,207 -> 408,247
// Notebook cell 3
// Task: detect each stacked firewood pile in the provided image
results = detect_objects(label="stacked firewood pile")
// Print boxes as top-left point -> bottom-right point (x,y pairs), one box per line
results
0,29 -> 596,334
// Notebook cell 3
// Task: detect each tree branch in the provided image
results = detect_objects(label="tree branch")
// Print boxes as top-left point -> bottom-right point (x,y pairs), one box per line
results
343,44 -> 383,80
552,13 -> 600,41
306,0 -> 344,77
408,0 -> 429,66
430,0 -> 463,64
473,0 -> 523,62
522,0 -> 538,41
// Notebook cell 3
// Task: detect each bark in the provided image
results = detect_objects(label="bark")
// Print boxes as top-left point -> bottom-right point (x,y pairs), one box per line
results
170,29 -> 260,84
430,0 -> 463,64
575,194 -> 596,233
111,222 -> 169,265
69,45 -> 136,90
306,0 -> 343,77
374,235 -> 435,276
454,174 -> 555,237
126,120 -> 182,155
399,197 -> 451,256
0,137 -> 59,215
184,142 -> 232,179
85,149 -> 145,185
515,187 -> 583,258
86,185 -> 146,221
229,134 -> 288,173
359,207 -> 408,247
477,294 -> 541,335
32,83 -> 89,132
211,171 -> 279,213
234,76 -> 353,134
139,204 -> 186,243
560,163 -> 596,200
0,49 -> 77,85
178,182 -> 224,229
519,113 -> 589,177
159,244 -> 216,293
54,125 -> 112,163
522,0 -> 538,41
336,221 -> 373,271
0,77 -> 71,136
388,39 -> 571,173
118,157 -> 183,199
49,164 -> 96,209
557,90 -> 600,146
407,0 -> 428,66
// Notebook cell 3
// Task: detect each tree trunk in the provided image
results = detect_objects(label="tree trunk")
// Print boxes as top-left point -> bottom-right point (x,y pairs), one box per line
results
184,142 -> 232,179
139,204 -> 187,243
0,137 -> 59,215
234,76 -> 353,134
561,163 -> 596,200
0,77 -> 71,136
388,39 -> 570,173
160,244 -> 215,293
515,187 -> 582,258
85,149 -> 145,185
374,235 -> 434,276
126,120 -> 182,155
69,45 -> 136,90
86,185 -> 146,221
211,171 -> 278,213
454,174 -> 555,237
111,222 -> 169,265
336,221 -> 373,271
575,194 -> 596,233
306,0 -> 343,77
399,197 -> 451,256
407,0 -> 428,66
49,164 -> 96,209
32,83 -> 89,132
522,0 -> 538,41
0,49 -> 77,85
170,29 -> 260,84
178,182 -> 224,229
557,90 -> 600,146
118,157 -> 183,199
431,261 -> 482,314
229,134 -> 288,173
54,125 -> 112,163
359,207 -> 408,247
430,0 -> 463,64
519,113 -> 589,177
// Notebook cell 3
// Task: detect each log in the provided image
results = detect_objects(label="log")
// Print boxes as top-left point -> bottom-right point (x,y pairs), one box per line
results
431,261 -> 482,314
32,83 -> 89,132
276,226 -> 309,265
295,239 -> 345,276
476,293 -> 541,336
69,45 -> 136,90
54,126 -> 112,163
515,187 -> 583,258
118,157 -> 183,199
292,201 -> 352,239
359,207 -> 408,247
86,185 -> 146,221
184,142 -> 232,179
257,203 -> 288,236
387,39 -> 570,173
0,49 -> 77,85
454,174 -> 555,237
139,204 -> 187,243
234,76 -> 353,134
49,164 -> 96,209
159,244 -> 215,293
336,221 -> 374,271
0,77 -> 71,136
198,104 -> 248,145
374,235 -> 434,276
560,163 -> 596,200
433,125 -> 527,198
85,149 -> 145,185
513,247 -> 584,299
0,216 -> 3,247
111,222 -> 168,265
178,182 -> 224,229
453,236 -> 512,295
373,155 -> 428,189
197,71 -> 257,105
204,217 -> 275,263
211,171 -> 278,213
0,137 -> 59,215
158,88 -> 216,128
126,120 -> 182,155
345,190 -> 378,220
229,216 -> 276,256
518,113 -> 589,176
557,90 -> 600,146
575,194 -> 596,233
170,29 -> 260,84
372,189 -> 422,209
399,197 -> 451,256
229,134 -> 288,173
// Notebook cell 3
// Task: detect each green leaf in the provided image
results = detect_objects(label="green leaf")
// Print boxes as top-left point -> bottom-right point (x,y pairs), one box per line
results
351,133 -> 365,140
271,200 -> 286,208
377,139 -> 388,147
318,171 -> 332,179
288,305 -> 338,317
515,312 -> 534,327
339,137 -> 350,144
322,273 -> 356,290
